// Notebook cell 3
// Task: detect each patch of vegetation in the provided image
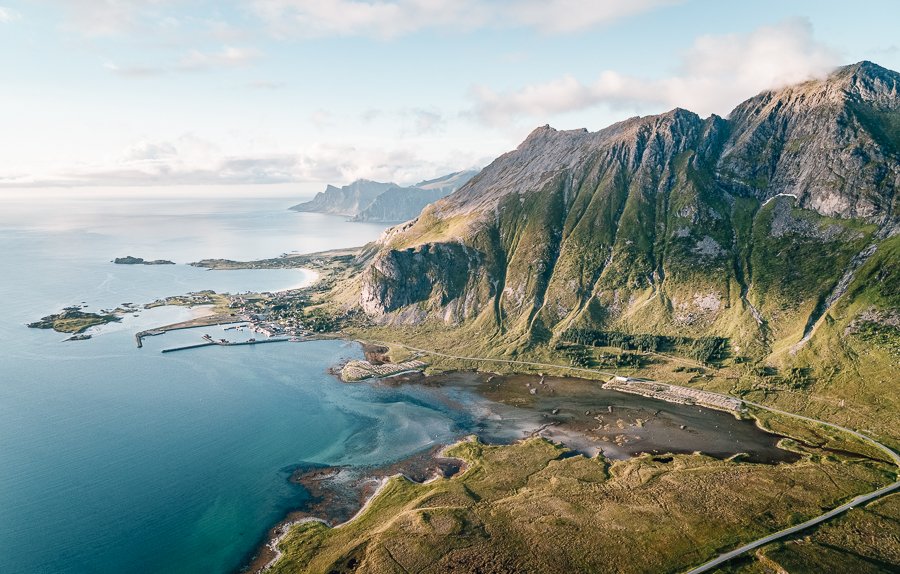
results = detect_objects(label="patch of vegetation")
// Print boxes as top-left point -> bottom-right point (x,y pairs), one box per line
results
717,493 -> 900,574
559,344 -> 593,368
749,408 -> 893,464
673,365 -> 705,374
747,199 -> 874,340
112,256 -> 174,265
300,307 -> 343,332
144,290 -> 224,310
27,310 -> 120,334
562,329 -> 729,364
270,438 -> 892,574
853,321 -> 900,355
780,366 -> 813,389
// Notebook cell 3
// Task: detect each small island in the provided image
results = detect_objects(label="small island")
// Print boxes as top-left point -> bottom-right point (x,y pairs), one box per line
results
28,308 -> 121,334
113,256 -> 175,265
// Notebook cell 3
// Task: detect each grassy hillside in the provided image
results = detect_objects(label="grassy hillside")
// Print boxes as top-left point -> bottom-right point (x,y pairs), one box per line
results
715,493 -> 900,574
271,437 -> 894,574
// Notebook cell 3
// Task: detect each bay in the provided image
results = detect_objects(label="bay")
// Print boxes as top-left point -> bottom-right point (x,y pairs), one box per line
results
0,187 -> 795,574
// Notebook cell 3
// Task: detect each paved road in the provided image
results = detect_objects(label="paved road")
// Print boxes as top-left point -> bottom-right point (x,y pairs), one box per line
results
740,399 -> 900,467
682,396 -> 900,573
381,341 -> 900,573
684,481 -> 900,574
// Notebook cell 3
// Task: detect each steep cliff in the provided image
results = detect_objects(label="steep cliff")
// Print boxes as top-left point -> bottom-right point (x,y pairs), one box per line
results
290,180 -> 394,217
352,186 -> 452,222
352,171 -> 477,222
292,171 -> 477,222
358,62 -> 899,358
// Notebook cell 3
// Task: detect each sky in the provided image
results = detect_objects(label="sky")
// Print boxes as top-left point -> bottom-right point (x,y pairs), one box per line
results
1,0 -> 898,189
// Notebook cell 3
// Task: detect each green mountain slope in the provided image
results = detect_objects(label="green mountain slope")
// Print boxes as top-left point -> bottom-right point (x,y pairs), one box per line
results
349,62 -> 899,443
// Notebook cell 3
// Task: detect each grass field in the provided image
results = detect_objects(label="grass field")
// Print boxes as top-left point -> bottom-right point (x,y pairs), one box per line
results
270,435 -> 895,574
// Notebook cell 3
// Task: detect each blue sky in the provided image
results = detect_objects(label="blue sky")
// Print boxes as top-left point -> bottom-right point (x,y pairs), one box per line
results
1,0 -> 898,188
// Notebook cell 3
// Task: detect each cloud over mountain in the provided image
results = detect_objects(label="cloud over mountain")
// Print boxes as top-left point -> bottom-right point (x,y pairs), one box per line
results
470,19 -> 838,126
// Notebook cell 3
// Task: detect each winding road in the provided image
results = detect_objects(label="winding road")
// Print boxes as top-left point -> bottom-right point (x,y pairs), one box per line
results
379,341 -> 900,573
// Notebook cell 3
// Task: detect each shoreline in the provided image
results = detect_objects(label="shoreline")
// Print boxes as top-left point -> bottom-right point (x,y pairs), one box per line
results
241,444 -> 468,574
240,365 -> 806,573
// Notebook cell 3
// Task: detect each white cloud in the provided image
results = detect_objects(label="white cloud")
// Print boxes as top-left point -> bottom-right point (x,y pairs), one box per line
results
360,108 -> 383,123
511,0 -> 681,34
178,45 -> 260,70
250,0 -> 478,40
0,6 -> 21,23
104,61 -> 166,77
1,135 -> 484,187
291,141 -> 482,184
470,18 -> 840,126
46,0 -> 678,40
403,108 -> 445,135
353,106 -> 446,135
309,109 -> 334,130
48,0 -> 180,37
249,0 -> 678,39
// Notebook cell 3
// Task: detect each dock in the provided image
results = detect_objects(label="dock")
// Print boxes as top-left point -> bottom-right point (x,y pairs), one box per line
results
161,342 -> 216,353
135,329 -> 165,348
161,337 -> 289,354
134,314 -> 247,348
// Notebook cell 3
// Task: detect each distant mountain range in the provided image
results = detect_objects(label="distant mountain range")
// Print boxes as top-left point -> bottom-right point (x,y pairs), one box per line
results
290,170 -> 478,223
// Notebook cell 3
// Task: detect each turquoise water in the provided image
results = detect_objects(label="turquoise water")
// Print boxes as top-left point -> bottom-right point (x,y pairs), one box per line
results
0,190 -> 451,573
0,189 -> 793,574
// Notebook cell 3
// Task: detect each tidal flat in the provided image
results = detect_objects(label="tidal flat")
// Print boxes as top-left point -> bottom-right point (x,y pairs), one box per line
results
242,368 -> 807,573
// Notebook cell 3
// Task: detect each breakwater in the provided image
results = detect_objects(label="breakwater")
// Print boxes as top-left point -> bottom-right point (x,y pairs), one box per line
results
161,337 -> 289,354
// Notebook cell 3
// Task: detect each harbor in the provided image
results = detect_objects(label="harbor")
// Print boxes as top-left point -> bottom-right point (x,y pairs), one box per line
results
161,335 -> 291,354
135,315 -> 245,348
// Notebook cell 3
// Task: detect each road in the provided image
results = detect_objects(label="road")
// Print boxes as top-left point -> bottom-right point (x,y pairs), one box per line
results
684,481 -> 900,574
379,341 -> 900,573
683,398 -> 900,573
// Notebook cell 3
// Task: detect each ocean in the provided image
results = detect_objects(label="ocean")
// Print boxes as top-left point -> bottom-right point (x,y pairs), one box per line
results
0,186 -> 793,573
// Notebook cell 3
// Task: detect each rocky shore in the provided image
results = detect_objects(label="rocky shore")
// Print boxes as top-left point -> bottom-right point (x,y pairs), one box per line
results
113,256 -> 175,265
27,308 -> 120,334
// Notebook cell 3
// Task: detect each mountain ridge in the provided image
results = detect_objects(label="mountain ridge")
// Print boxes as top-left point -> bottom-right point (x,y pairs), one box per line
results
355,61 -> 899,366
290,170 -> 478,222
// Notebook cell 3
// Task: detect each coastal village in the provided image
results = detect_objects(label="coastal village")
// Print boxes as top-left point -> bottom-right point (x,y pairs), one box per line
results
134,287 -> 325,350
35,286 -> 749,415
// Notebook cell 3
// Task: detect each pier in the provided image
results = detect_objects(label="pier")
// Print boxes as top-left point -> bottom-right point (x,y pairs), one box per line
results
134,315 -> 246,348
135,329 -> 165,348
161,337 -> 290,354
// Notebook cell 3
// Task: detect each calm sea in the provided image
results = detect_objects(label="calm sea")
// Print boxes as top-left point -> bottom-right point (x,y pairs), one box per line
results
0,187 -> 471,574
0,186 -> 792,574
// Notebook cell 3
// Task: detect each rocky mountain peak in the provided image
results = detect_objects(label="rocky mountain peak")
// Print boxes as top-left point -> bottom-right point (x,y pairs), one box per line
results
835,60 -> 900,88
718,62 -> 900,222
359,61 -> 900,337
